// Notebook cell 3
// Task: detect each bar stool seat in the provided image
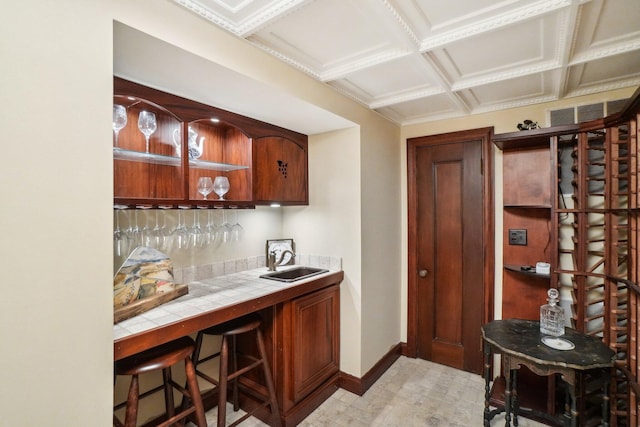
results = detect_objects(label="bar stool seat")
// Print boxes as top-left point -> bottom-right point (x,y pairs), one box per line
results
114,336 -> 207,427
192,313 -> 281,427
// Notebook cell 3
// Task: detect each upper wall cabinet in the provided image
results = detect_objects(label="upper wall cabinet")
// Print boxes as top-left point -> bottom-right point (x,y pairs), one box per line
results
113,77 -> 308,208
253,136 -> 308,205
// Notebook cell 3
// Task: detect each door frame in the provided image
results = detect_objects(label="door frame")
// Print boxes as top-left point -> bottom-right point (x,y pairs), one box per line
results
406,127 -> 495,359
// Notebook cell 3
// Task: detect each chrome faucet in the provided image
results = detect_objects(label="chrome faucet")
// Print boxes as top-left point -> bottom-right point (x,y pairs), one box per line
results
268,250 -> 295,271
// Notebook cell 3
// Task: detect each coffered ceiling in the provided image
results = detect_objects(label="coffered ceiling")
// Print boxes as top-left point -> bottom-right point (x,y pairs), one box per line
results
173,0 -> 640,125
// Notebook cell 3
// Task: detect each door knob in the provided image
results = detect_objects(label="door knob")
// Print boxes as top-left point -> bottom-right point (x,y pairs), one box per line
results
418,269 -> 428,278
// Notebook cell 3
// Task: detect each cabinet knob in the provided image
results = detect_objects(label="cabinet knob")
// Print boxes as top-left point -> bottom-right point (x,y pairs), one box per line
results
418,269 -> 428,278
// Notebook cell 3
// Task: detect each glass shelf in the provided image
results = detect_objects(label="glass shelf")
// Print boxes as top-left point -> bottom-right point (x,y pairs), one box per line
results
113,147 -> 249,172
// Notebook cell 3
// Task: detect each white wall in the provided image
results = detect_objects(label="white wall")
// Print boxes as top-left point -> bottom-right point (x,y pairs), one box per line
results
1,1 -> 113,425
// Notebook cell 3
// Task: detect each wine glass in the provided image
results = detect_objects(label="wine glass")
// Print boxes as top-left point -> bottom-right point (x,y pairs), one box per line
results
148,210 -> 171,251
187,210 -> 204,249
204,210 -> 222,249
229,210 -> 244,242
113,104 -> 127,147
197,177 -> 214,200
218,210 -> 232,243
173,209 -> 191,251
125,210 -> 143,250
114,208 -> 130,258
137,111 -> 157,153
213,176 -> 230,200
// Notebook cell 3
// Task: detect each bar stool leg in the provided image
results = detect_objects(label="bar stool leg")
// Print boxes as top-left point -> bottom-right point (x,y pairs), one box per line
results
124,374 -> 140,427
231,335 -> 239,412
255,328 -> 281,427
162,368 -> 175,422
218,335 -> 230,427
185,355 -> 207,427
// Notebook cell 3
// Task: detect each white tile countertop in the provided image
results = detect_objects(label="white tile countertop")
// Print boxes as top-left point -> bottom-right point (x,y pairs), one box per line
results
113,256 -> 343,360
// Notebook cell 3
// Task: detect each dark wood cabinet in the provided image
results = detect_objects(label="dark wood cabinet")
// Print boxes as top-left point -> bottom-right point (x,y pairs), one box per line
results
277,284 -> 340,411
238,283 -> 340,427
113,77 -> 308,208
253,136 -> 308,205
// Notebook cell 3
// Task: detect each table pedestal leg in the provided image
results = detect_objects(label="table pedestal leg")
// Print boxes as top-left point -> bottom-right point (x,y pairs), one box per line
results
512,370 -> 518,427
483,343 -> 492,427
504,368 -> 512,427
563,382 -> 577,427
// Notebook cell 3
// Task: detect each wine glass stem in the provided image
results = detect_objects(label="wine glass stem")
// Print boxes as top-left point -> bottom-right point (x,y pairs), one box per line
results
145,136 -> 150,153
114,130 -> 119,148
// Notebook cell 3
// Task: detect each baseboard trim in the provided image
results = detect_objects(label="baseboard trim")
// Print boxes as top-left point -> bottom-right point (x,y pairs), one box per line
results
338,342 -> 406,396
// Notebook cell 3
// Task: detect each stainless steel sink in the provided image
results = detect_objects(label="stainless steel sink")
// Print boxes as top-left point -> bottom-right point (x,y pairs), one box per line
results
260,266 -> 329,283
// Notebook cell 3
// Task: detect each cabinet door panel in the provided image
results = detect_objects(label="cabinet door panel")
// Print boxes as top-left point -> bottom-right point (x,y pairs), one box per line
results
290,286 -> 339,403
253,136 -> 307,204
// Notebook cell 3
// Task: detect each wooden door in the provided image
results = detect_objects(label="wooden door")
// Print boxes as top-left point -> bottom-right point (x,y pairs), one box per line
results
407,128 -> 493,375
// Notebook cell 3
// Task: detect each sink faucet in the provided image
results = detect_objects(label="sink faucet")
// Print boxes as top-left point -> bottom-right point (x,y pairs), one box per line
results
268,250 -> 295,271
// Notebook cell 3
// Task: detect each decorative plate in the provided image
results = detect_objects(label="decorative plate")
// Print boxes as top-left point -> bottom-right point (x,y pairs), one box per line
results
541,336 -> 575,351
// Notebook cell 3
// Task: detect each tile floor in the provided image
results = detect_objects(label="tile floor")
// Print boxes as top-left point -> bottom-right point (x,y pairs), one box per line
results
198,356 -> 548,427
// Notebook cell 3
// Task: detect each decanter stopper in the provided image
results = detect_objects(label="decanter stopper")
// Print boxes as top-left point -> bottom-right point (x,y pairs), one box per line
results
540,288 -> 565,336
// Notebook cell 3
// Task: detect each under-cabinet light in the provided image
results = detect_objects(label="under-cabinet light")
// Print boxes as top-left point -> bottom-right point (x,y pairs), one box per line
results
270,203 -> 281,208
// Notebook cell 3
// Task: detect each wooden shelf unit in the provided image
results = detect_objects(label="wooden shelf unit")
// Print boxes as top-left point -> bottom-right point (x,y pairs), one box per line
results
493,86 -> 640,426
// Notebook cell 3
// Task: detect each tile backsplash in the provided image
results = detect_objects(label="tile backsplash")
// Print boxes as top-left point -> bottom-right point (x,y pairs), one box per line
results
174,254 -> 342,284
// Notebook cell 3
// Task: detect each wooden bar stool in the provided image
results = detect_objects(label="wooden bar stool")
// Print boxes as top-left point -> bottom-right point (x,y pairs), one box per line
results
114,336 -> 207,427
191,313 -> 281,427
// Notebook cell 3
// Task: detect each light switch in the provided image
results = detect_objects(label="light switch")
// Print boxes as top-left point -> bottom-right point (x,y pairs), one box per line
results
508,229 -> 527,246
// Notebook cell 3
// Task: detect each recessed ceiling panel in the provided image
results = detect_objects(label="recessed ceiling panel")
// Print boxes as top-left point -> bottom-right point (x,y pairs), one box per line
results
375,92 -> 462,122
431,17 -> 554,84
573,0 -> 640,54
393,0 -> 521,34
329,54 -> 443,104
467,73 -> 550,107
248,0 -> 409,75
567,51 -> 640,90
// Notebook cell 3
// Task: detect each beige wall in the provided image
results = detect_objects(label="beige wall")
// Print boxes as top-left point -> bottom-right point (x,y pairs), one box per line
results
399,87 -> 637,338
285,127 -> 364,374
1,0 -> 113,425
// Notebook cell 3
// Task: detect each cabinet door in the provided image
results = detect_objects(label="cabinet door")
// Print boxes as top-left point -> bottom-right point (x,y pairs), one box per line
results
187,120 -> 252,202
113,96 -> 185,202
287,285 -> 339,405
253,136 -> 307,204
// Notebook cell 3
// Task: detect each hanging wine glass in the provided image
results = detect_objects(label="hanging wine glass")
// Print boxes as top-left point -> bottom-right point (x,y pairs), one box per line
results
197,177 -> 214,200
114,208 -> 130,258
126,210 -> 143,250
173,209 -> 191,251
204,210 -> 222,249
213,176 -> 230,200
158,208 -> 174,252
189,210 -> 205,249
218,210 -> 232,243
113,105 -> 127,147
229,209 -> 244,242
148,209 -> 170,251
137,111 -> 157,154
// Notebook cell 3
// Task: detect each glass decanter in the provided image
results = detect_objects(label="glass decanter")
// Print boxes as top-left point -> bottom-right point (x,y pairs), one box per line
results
540,288 -> 565,336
